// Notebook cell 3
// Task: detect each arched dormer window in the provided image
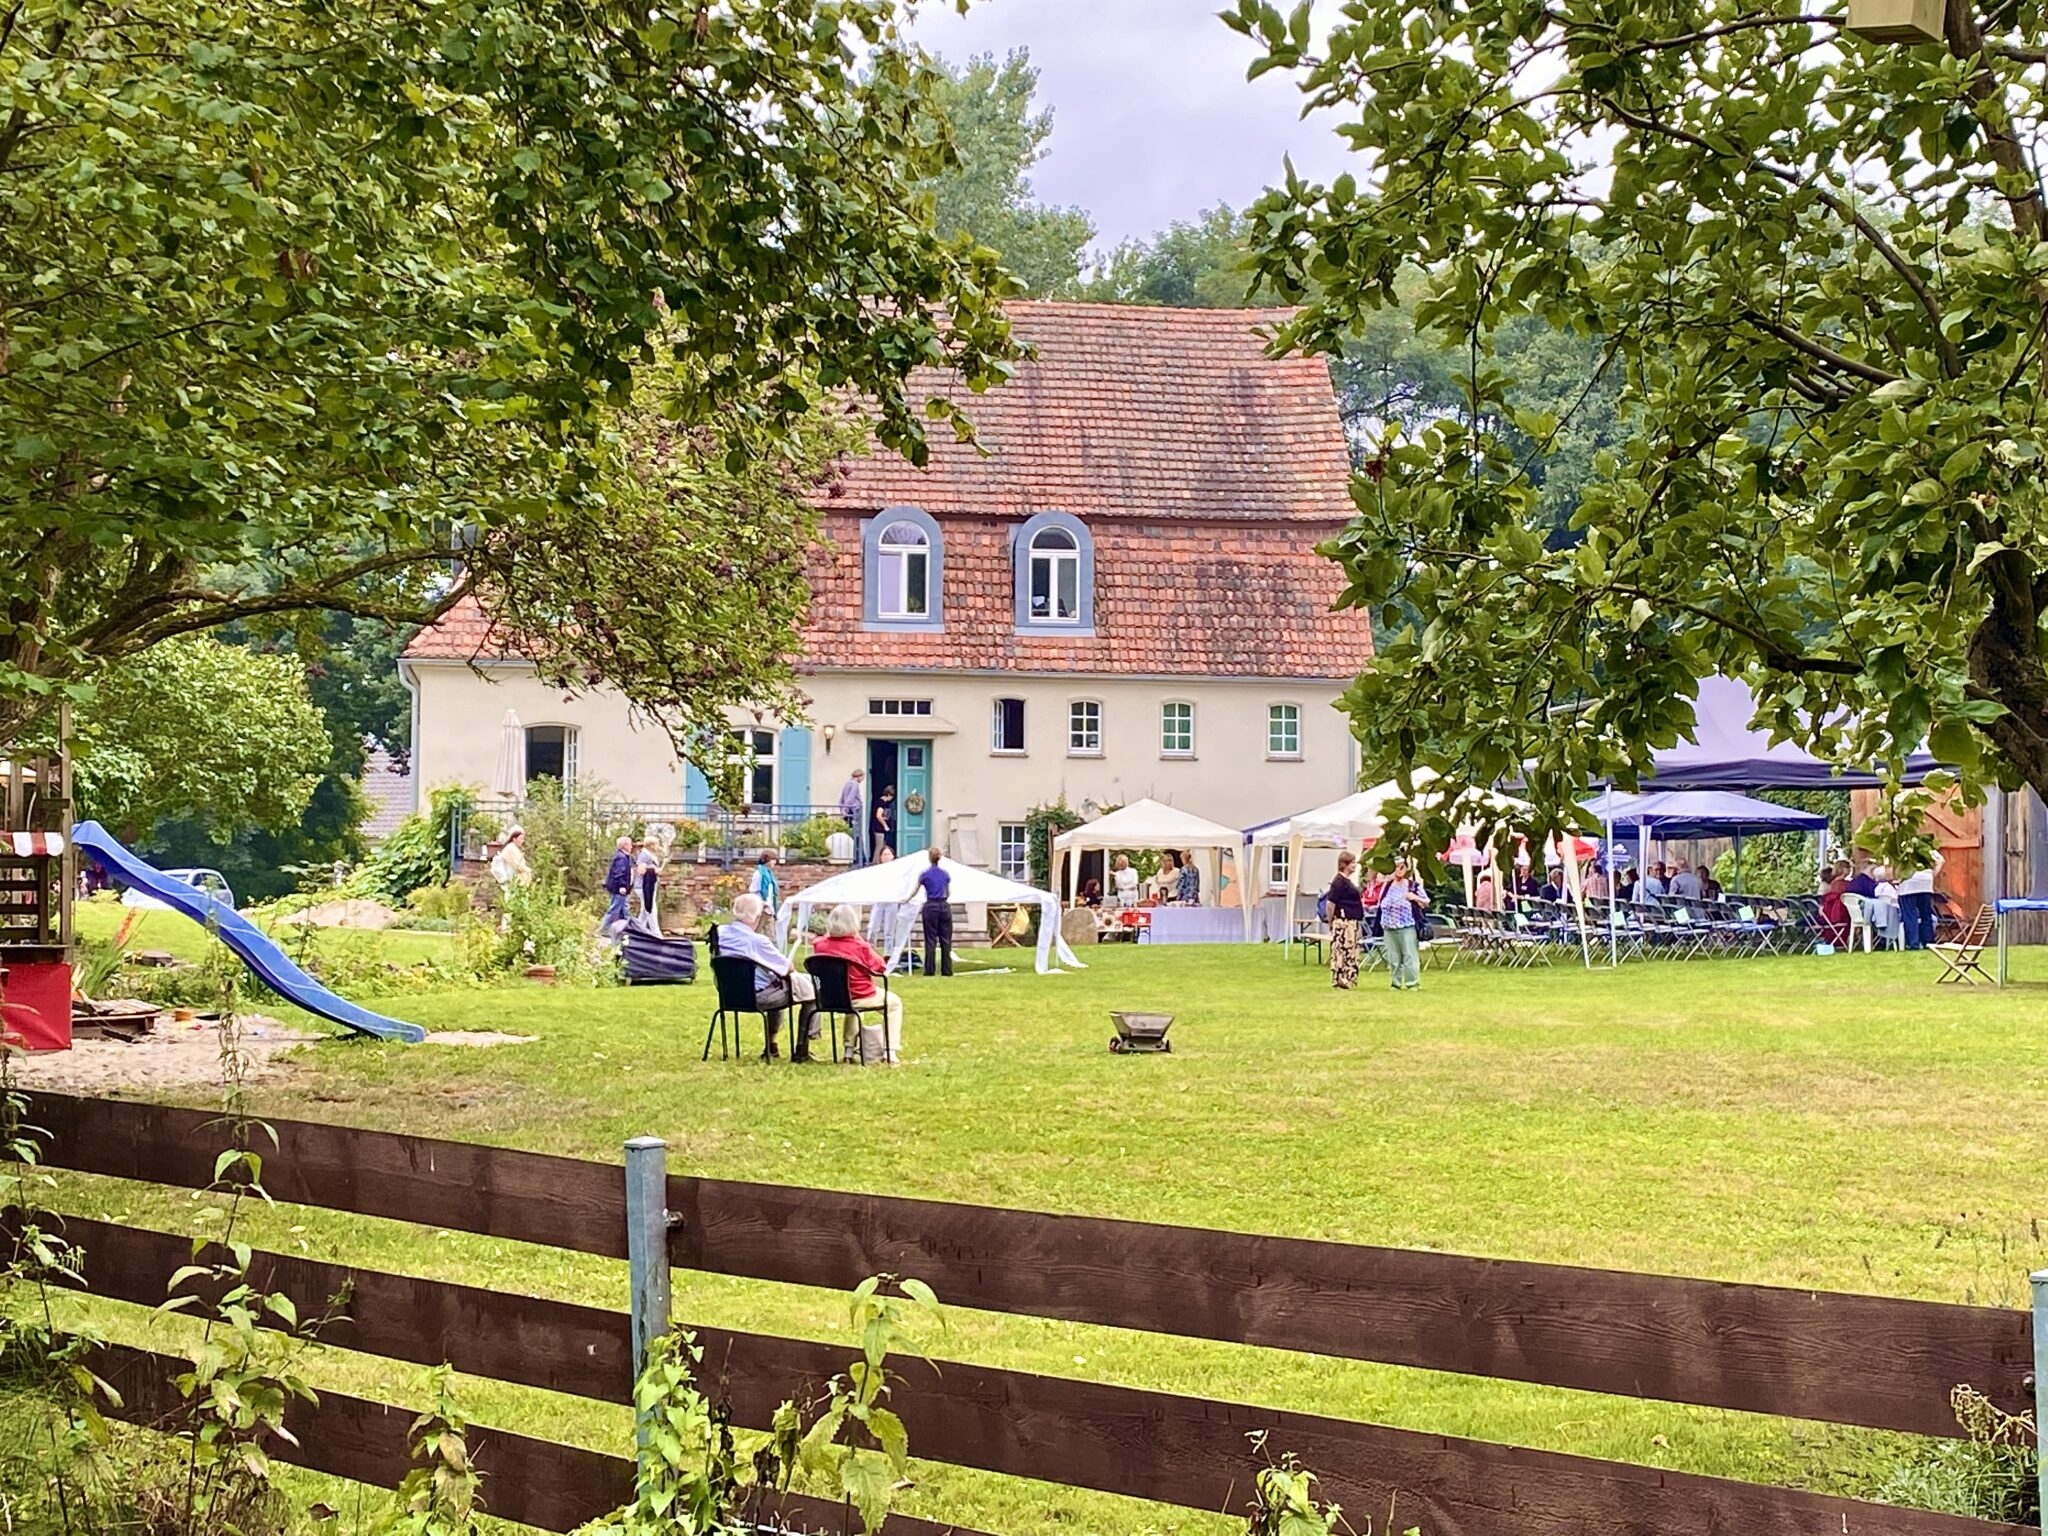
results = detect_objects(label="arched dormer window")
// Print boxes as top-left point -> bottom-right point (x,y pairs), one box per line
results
862,507 -> 944,629
1012,511 -> 1095,632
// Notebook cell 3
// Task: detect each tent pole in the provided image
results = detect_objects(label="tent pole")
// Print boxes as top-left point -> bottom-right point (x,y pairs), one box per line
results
1604,808 -> 1618,967
1734,833 -> 1743,894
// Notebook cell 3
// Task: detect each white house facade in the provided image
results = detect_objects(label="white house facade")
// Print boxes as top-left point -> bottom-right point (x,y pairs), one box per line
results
400,301 -> 1374,878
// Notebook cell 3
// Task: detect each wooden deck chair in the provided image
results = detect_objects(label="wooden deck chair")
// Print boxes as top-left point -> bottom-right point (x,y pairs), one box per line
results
1931,905 -> 1997,985
990,903 -> 1031,949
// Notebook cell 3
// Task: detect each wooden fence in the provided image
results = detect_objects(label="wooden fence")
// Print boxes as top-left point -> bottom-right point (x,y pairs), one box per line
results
22,1089 -> 2046,1536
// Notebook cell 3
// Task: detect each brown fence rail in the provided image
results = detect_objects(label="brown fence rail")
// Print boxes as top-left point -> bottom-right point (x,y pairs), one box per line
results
24,1091 -> 2044,1536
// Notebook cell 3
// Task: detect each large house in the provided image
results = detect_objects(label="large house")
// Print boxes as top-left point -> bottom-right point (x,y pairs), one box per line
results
400,302 -> 1373,880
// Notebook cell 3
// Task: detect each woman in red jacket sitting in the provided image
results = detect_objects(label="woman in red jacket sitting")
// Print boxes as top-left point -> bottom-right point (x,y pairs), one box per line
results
813,902 -> 903,1064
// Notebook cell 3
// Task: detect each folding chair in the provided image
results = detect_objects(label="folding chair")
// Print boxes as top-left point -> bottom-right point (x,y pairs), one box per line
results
990,904 -> 1031,949
1931,905 -> 1997,985
1665,906 -> 1712,961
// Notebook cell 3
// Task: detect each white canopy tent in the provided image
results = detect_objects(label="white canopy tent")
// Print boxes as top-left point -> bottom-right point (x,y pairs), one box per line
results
1050,798 -> 1244,907
1246,773 -> 1595,966
773,857 -> 1085,975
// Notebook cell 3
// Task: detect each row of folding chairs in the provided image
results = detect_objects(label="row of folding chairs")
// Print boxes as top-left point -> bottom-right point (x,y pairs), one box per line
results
1440,897 -> 1828,964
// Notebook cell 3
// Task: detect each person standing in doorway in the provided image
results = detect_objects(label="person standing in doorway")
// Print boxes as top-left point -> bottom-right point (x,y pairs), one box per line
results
1377,855 -> 1429,991
873,786 -> 896,858
917,846 -> 953,976
839,767 -> 868,865
599,835 -> 634,936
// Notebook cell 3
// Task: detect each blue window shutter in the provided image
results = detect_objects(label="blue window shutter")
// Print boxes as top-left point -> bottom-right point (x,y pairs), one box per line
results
779,727 -> 812,811
683,760 -> 711,808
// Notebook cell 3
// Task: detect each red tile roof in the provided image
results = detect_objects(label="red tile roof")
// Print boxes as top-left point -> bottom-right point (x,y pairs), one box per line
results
800,514 -> 1370,679
403,598 -> 504,661
827,301 -> 1354,523
405,301 -> 1372,679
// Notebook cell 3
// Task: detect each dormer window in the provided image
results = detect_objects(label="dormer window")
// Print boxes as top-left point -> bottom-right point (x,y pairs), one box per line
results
878,521 -> 929,617
862,507 -> 943,630
1011,511 -> 1095,632
1028,527 -> 1080,623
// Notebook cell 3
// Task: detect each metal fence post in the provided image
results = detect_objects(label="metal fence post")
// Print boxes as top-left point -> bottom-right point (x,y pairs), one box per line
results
625,1136 -> 672,1384
2033,1269 -> 2048,1519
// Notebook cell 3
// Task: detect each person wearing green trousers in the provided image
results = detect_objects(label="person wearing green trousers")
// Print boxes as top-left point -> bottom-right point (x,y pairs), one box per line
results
1375,854 -> 1429,990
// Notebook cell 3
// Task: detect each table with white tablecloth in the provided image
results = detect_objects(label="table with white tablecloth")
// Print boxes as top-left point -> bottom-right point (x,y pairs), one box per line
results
1997,896 -> 2048,984
1140,906 -> 1246,945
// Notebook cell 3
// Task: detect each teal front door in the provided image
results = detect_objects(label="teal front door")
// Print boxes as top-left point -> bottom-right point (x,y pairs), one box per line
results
896,739 -> 933,853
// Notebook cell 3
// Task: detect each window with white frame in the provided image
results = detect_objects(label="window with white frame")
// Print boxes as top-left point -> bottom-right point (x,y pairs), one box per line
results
1068,700 -> 1102,755
998,823 -> 1029,881
1027,525 -> 1082,623
524,724 -> 580,787
991,697 -> 1026,754
875,520 -> 931,619
1269,844 -> 1290,891
1160,701 -> 1194,757
1267,703 -> 1302,759
866,697 -> 934,717
725,728 -> 776,807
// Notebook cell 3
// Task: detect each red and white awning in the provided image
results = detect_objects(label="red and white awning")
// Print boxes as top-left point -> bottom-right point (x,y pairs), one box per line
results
4,832 -> 64,858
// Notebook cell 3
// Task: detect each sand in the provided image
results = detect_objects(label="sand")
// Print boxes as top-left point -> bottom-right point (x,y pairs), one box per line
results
274,898 -> 403,929
14,1014 -> 318,1092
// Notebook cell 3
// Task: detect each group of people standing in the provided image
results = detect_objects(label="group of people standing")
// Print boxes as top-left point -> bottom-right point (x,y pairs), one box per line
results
1322,852 -> 1431,991
600,833 -> 666,936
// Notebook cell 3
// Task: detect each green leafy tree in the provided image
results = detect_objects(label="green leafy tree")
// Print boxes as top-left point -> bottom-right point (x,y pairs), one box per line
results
924,50 -> 1096,297
70,637 -> 330,845
142,614 -> 410,901
1,0 -> 1019,755
1232,0 -> 2048,843
1083,204 -> 1267,308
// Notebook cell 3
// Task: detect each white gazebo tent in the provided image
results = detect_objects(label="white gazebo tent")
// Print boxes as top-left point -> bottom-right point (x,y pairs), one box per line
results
773,857 -> 1085,975
1247,773 -> 1596,966
1050,798 -> 1244,907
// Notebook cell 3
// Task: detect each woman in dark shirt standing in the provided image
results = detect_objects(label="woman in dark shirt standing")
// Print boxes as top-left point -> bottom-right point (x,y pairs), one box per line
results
1326,850 -> 1367,990
917,846 -> 954,977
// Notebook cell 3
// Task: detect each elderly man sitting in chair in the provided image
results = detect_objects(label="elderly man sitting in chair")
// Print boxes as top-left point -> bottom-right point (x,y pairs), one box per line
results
717,893 -> 818,1061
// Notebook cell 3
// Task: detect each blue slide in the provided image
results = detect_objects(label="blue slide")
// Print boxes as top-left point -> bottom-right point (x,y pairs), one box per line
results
71,821 -> 425,1043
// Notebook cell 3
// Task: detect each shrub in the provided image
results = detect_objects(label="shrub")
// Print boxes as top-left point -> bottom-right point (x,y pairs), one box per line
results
1024,798 -> 1085,887
406,880 -> 475,922
781,813 -> 849,860
363,784 -> 478,901
516,778 -> 637,901
1875,1387 -> 2037,1523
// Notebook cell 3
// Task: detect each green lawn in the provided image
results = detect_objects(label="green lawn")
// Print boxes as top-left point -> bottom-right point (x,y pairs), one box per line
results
45,912 -> 2048,1533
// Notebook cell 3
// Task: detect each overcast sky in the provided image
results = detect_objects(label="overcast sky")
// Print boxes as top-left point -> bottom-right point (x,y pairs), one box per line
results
908,0 -> 1357,252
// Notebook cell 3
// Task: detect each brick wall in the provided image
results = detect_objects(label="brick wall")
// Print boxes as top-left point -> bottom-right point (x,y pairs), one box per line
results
662,858 -> 843,919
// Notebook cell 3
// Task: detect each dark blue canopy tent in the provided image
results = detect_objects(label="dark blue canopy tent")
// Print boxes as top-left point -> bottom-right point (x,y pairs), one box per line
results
1584,789 -> 1832,841
1644,677 -> 1939,790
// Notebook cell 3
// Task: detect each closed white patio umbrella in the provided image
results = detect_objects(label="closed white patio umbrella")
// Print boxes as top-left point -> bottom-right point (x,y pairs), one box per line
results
492,709 -> 525,801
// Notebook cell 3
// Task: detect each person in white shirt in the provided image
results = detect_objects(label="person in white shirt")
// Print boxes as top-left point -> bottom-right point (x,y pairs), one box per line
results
716,893 -> 816,1060
1111,853 -> 1140,909
1896,849 -> 1945,950
1640,863 -> 1668,901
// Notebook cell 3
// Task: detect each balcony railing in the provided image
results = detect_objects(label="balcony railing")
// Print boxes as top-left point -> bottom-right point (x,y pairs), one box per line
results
453,801 -> 856,870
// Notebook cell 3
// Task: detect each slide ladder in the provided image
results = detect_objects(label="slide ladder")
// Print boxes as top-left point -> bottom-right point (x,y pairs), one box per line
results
70,822 -> 425,1043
